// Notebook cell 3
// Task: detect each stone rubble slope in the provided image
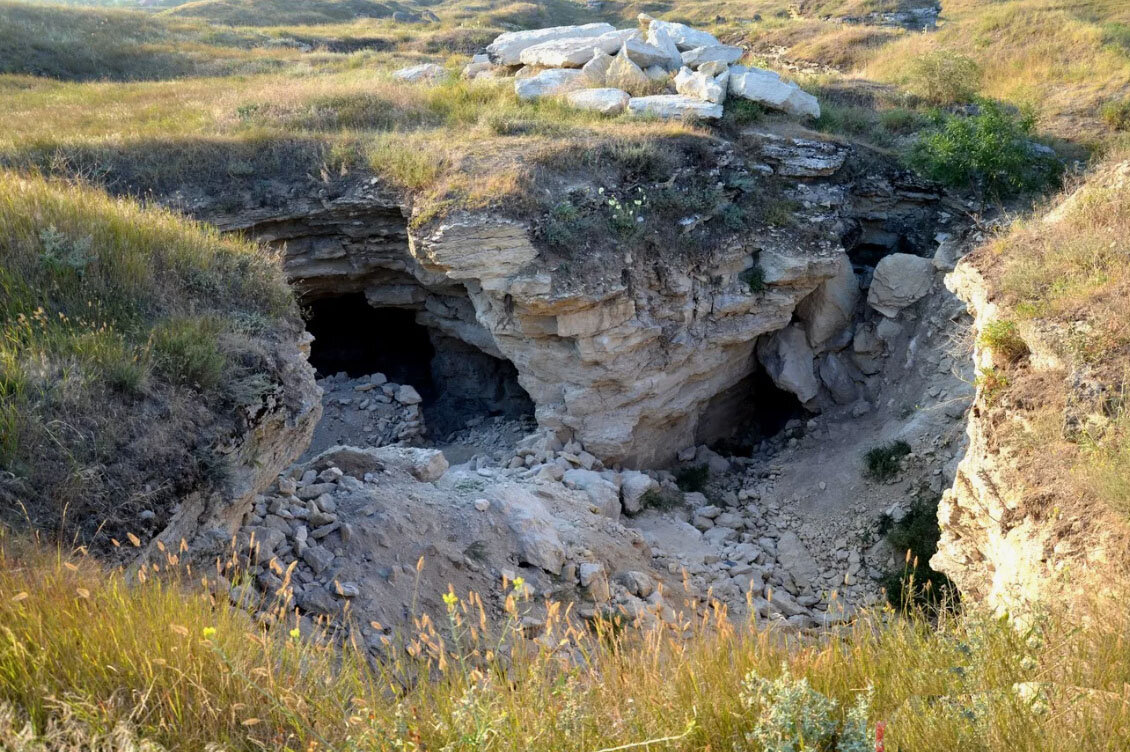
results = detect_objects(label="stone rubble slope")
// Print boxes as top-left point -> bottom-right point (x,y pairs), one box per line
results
395,15 -> 820,120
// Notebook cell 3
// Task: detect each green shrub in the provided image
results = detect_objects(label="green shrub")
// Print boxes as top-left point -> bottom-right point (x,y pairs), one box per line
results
639,487 -> 684,512
907,50 -> 982,105
725,99 -> 764,126
881,496 -> 958,612
864,440 -> 911,481
675,465 -> 709,492
979,319 -> 1028,361
1099,99 -> 1130,131
909,100 -> 1062,198
741,265 -> 766,293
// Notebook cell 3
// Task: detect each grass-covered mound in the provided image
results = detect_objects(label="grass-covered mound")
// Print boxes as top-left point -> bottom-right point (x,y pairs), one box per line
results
0,535 -> 1127,750
0,172 -> 300,545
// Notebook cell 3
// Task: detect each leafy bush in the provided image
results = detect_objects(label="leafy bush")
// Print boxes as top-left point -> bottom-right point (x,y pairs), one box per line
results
1099,99 -> 1130,131
979,319 -> 1028,362
909,100 -> 1062,198
675,465 -> 709,492
907,50 -> 982,105
741,265 -> 767,293
864,440 -> 911,481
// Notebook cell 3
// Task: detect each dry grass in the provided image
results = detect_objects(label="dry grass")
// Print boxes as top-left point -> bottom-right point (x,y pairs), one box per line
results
972,148 -> 1130,521
1,532 -> 1129,751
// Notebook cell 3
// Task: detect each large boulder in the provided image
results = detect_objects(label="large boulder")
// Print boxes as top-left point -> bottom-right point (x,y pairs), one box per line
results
867,253 -> 935,317
680,45 -> 743,69
487,23 -> 615,65
674,66 -> 727,104
627,94 -> 723,120
563,468 -> 621,520
566,87 -> 630,115
729,65 -> 820,118
645,24 -> 683,69
647,19 -> 720,50
514,69 -> 586,100
621,38 -> 674,68
518,29 -> 638,68
776,531 -> 821,584
796,253 -> 859,351
620,470 -> 658,514
757,324 -> 819,403
817,352 -> 859,405
495,486 -> 566,575
606,45 -> 651,94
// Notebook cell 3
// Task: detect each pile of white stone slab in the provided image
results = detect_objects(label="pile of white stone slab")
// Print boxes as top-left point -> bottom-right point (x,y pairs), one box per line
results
393,15 -> 820,120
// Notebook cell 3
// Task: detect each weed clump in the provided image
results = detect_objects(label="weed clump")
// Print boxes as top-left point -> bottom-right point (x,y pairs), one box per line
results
1099,99 -> 1130,131
979,319 -> 1028,362
864,440 -> 912,481
907,50 -> 982,105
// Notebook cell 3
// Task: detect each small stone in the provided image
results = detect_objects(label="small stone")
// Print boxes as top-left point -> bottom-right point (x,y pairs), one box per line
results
474,498 -> 491,512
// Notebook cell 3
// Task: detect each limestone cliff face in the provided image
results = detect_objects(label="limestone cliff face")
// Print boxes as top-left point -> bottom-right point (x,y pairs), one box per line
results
934,262 -> 1119,613
411,214 -> 842,465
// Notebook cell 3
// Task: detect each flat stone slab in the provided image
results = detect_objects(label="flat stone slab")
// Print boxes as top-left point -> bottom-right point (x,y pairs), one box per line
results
627,94 -> 723,120
487,23 -> 615,65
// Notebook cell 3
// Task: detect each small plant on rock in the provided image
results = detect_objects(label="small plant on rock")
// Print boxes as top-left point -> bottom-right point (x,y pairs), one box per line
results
979,319 -> 1028,362
864,440 -> 911,481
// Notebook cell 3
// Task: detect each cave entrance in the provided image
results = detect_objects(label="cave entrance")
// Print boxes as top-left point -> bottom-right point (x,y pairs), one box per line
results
303,292 -> 535,439
305,295 -> 437,401
703,366 -> 809,457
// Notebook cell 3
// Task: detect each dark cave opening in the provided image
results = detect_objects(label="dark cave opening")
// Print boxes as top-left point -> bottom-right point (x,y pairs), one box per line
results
305,294 -> 438,402
704,366 -> 810,457
303,293 -> 535,436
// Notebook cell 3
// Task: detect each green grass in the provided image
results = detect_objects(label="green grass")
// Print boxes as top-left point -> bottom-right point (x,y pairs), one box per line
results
1,534 -> 1129,750
0,171 -> 296,541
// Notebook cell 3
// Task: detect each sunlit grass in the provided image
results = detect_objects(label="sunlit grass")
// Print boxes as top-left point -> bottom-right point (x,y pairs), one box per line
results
1,530 -> 1128,750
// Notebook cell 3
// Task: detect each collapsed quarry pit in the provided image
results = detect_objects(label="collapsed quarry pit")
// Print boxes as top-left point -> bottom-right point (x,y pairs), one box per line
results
202,125 -> 982,633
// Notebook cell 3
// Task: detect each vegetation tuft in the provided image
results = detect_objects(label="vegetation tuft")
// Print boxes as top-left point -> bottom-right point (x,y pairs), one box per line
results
864,440 -> 911,481
879,495 -> 958,613
675,464 -> 710,492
